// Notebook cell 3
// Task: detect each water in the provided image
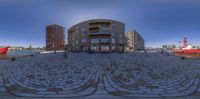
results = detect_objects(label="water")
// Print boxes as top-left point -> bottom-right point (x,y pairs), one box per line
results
0,50 -> 37,58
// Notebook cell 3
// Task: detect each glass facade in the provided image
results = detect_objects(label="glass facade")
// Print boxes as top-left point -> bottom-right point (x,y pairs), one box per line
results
91,46 -> 99,51
82,46 -> 88,51
101,46 -> 109,52
101,38 -> 110,43
91,38 -> 99,44
82,39 -> 87,43
111,32 -> 115,37
112,46 -> 115,51
81,32 -> 87,38
68,19 -> 125,52
111,38 -> 115,44
119,39 -> 123,44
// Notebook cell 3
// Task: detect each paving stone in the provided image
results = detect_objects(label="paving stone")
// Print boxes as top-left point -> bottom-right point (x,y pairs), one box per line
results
0,52 -> 200,98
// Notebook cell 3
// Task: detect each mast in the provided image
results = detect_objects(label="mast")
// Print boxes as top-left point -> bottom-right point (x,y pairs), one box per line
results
183,37 -> 188,48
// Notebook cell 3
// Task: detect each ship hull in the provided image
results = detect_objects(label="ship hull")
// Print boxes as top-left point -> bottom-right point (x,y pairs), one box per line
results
0,47 -> 9,54
173,49 -> 200,58
174,49 -> 200,54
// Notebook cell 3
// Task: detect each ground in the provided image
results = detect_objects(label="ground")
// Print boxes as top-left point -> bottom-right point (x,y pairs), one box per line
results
0,52 -> 200,99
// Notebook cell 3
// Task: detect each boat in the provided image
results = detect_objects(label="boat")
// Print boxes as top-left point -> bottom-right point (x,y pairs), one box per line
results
173,37 -> 200,58
0,47 -> 9,54
174,49 -> 200,54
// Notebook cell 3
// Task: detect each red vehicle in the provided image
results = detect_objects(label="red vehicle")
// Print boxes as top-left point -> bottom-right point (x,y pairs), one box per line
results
0,47 -> 9,54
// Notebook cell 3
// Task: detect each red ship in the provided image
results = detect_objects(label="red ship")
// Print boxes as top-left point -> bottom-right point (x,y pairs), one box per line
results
173,37 -> 200,58
0,47 -> 9,54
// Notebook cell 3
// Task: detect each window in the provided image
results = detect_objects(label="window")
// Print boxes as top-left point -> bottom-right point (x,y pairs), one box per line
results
101,25 -> 110,30
101,30 -> 110,34
119,39 -> 123,44
101,38 -> 110,43
81,28 -> 85,31
82,46 -> 88,51
101,25 -> 109,28
112,46 -> 115,51
101,46 -> 109,52
82,39 -> 87,43
111,38 -> 115,44
91,46 -> 99,51
119,33 -> 123,38
75,40 -> 78,44
81,32 -> 87,37
112,32 -> 115,37
91,38 -> 99,44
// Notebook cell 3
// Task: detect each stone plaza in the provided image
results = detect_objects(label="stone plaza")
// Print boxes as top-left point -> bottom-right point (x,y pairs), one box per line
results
0,52 -> 200,99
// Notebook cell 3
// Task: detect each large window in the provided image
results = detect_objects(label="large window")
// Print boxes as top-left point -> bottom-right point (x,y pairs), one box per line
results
75,40 -> 78,44
82,46 -> 88,51
112,46 -> 115,51
91,38 -> 99,44
91,46 -> 99,51
111,32 -> 115,37
119,33 -> 123,38
82,39 -> 87,43
101,38 -> 110,43
81,32 -> 87,37
73,40 -> 78,45
101,30 -> 110,34
101,24 -> 110,28
119,39 -> 123,44
101,46 -> 109,52
81,28 -> 86,31
101,25 -> 110,30
111,38 -> 115,44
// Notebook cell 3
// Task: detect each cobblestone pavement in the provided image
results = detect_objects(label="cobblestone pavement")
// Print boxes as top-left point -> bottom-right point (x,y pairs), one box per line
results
0,52 -> 200,98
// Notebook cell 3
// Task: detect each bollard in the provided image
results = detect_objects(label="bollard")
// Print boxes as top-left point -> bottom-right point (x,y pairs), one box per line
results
64,51 -> 67,59
11,58 -> 16,61
161,50 -> 164,54
64,48 -> 67,59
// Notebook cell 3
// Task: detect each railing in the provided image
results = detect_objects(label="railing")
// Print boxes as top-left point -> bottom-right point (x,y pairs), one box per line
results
88,32 -> 111,36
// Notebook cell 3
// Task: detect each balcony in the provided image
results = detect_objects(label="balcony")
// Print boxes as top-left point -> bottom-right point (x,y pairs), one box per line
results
89,22 -> 111,25
88,32 -> 111,36
100,41 -> 111,44
117,42 -> 125,45
89,27 -> 99,31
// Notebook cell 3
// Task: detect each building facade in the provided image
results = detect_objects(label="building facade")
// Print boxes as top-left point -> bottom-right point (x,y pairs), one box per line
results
162,45 -> 176,50
46,24 -> 65,50
125,30 -> 144,52
68,19 -> 125,52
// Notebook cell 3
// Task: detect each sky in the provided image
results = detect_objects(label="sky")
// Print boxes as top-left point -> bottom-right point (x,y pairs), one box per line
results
0,0 -> 200,48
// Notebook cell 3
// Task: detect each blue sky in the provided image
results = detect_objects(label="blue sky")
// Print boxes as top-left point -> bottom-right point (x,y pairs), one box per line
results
0,0 -> 200,48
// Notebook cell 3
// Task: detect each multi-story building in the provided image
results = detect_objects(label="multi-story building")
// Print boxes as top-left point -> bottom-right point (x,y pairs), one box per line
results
68,19 -> 125,52
125,30 -> 144,52
46,24 -> 65,50
162,45 -> 176,50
